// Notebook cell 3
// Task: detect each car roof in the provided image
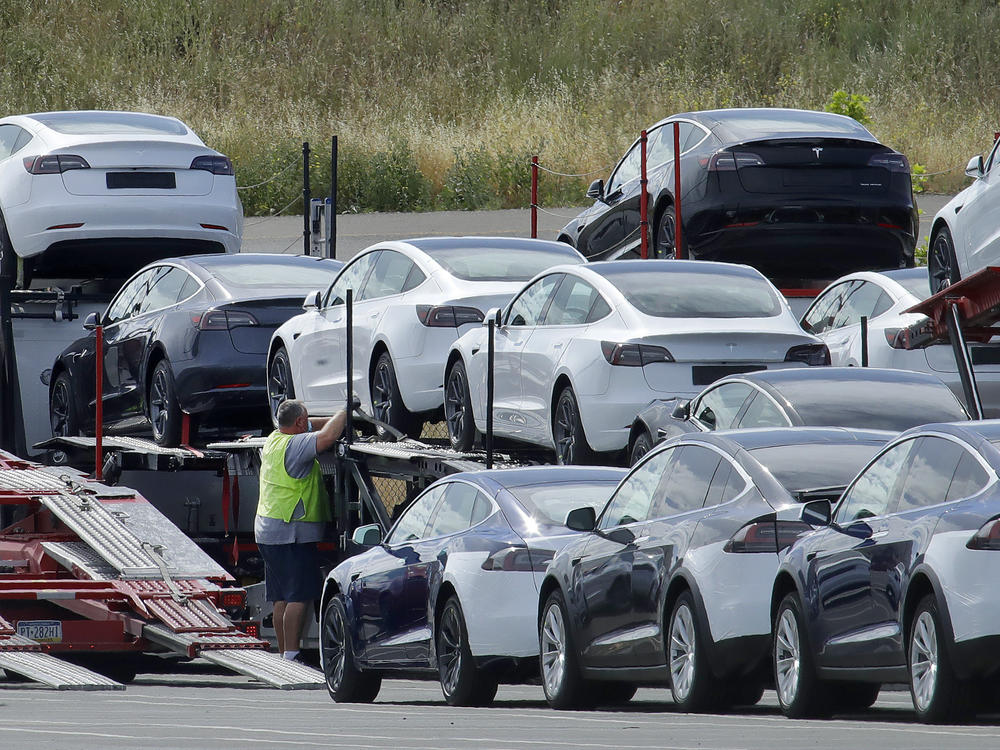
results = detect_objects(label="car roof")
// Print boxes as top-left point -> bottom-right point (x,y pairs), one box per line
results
447,466 -> 627,490
735,366 -> 949,390
878,268 -> 928,283
694,426 -> 895,452
654,107 -> 878,145
138,253 -> 343,285
398,236 -> 581,256
583,258 -> 764,280
900,420 -> 1000,444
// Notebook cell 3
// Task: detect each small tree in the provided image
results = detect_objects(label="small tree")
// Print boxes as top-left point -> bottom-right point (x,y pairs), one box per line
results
825,90 -> 872,125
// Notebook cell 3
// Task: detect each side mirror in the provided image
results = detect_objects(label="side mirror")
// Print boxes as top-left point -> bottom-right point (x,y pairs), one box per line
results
586,179 -> 605,201
83,312 -> 100,330
483,307 -> 503,328
303,290 -> 321,311
671,399 -> 691,420
966,154 -> 984,178
351,523 -> 382,547
565,506 -> 596,532
800,499 -> 832,527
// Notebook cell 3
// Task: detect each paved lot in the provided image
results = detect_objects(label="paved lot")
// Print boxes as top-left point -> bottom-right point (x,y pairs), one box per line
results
3,675 -> 999,750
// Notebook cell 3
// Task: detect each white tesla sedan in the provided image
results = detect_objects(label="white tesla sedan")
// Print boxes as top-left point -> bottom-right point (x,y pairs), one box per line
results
445,259 -> 830,463
0,110 -> 241,284
267,237 -> 585,434
801,267 -> 1000,416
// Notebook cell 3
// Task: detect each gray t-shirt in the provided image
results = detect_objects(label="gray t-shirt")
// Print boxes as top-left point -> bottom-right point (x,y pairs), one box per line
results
254,432 -> 328,544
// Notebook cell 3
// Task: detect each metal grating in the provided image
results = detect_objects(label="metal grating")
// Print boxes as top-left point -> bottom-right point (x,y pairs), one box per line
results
142,624 -> 264,654
0,651 -> 124,690
0,469 -> 75,493
143,597 -> 232,633
41,542 -> 119,581
201,649 -> 325,690
0,633 -> 40,651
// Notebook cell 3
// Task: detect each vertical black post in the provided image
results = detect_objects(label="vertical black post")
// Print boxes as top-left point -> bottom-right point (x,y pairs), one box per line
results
860,316 -> 869,367
302,141 -> 311,256
946,302 -> 983,420
486,319 -> 494,469
329,135 -> 338,260
0,276 -> 25,456
345,288 -> 354,445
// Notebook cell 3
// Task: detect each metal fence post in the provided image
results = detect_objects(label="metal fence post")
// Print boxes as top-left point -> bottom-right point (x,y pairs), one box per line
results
486,319 -> 495,469
95,324 -> 104,480
673,122 -> 684,259
330,135 -> 338,260
860,316 -> 869,367
640,130 -> 649,259
530,156 -> 539,239
345,289 -> 353,444
302,141 -> 311,256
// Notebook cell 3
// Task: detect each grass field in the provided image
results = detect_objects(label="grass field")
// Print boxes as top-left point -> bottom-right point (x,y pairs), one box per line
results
1,0 -> 996,214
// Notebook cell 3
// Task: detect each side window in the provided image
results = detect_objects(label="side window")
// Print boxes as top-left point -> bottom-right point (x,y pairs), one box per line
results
646,125 -> 674,168
178,274 -> 201,302
681,123 -> 709,152
600,448 -> 675,529
507,274 -> 560,327
836,440 -> 915,523
871,290 -> 893,318
360,250 -> 417,301
831,281 -> 888,329
586,295 -> 612,323
649,445 -> 721,517
401,263 -> 426,293
326,252 -> 377,307
802,282 -> 852,334
386,485 -> 445,544
893,437 -> 966,513
692,383 -> 753,430
737,392 -> 790,429
543,277 -> 603,326
986,137 -> 1000,172
704,458 -> 748,507
471,493 -> 493,525
140,267 -> 194,314
105,270 -> 155,325
947,451 -> 991,501
0,125 -> 22,160
607,142 -> 641,195
425,482 -> 488,538
12,128 -> 31,153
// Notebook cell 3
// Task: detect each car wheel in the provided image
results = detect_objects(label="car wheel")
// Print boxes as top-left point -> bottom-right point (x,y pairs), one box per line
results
321,596 -> 381,703
0,210 -> 24,287
909,594 -> 973,723
722,680 -> 766,708
653,205 -> 677,259
667,591 -> 719,712
596,682 -> 637,705
372,352 -> 420,437
444,360 -> 476,452
834,682 -> 880,712
928,225 -> 960,295
149,359 -> 182,447
268,346 -> 295,429
773,593 -> 829,718
436,596 -> 498,706
540,588 -> 591,709
552,386 -> 595,465
629,429 -> 654,466
49,371 -> 81,437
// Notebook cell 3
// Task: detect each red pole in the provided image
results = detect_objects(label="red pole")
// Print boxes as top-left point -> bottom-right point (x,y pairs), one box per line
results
640,130 -> 649,259
673,122 -> 684,259
530,156 -> 539,239
94,325 -> 103,480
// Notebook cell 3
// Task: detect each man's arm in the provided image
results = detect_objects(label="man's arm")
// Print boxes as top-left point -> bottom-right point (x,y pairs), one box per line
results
311,410 -> 347,453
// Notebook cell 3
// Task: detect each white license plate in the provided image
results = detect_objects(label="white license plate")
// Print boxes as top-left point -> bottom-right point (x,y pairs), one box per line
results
16,620 -> 62,643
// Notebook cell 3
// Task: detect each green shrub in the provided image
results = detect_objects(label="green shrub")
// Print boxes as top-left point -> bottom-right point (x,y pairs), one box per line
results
825,90 -> 872,126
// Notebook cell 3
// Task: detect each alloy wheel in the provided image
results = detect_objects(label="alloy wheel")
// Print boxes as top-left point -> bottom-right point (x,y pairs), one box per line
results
372,361 -> 393,423
910,610 -> 938,712
656,212 -> 676,258
438,605 -> 463,697
669,603 -> 697,702
775,608 -> 802,708
322,604 -> 347,692
268,354 -> 290,418
149,368 -> 170,438
50,379 -> 71,436
554,397 -> 577,464
444,368 -> 466,440
929,233 -> 953,293
540,602 -> 567,698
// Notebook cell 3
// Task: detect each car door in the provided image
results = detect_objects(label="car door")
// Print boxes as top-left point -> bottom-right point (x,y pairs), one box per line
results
578,142 -> 641,259
687,382 -> 755,432
492,274 -> 560,438
808,438 -> 915,669
960,137 -> 1000,272
824,281 -> 893,365
295,251 -> 378,411
735,389 -> 792,428
572,447 -> 671,668
99,268 -> 157,421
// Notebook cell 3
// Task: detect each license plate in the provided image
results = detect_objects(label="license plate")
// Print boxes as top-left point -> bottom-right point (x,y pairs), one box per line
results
691,364 -> 765,386
16,620 -> 62,643
106,171 -> 176,189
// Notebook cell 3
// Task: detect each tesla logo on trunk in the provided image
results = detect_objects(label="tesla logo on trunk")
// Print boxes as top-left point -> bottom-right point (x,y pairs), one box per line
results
812,147 -> 823,159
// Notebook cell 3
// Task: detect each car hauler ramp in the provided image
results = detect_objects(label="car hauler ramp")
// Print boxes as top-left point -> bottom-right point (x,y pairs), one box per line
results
0,451 -> 324,690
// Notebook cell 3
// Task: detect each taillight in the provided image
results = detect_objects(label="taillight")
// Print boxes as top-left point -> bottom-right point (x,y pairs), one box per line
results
190,155 -> 234,175
601,341 -> 674,366
23,154 -> 91,174
967,517 -> 1000,550
867,152 -> 910,173
233,621 -> 260,639
192,310 -> 259,330
481,546 -> 553,572
703,151 -> 765,171
785,343 -> 831,366
220,589 -> 246,608
725,520 -> 812,553
884,328 -> 906,349
415,305 -> 484,327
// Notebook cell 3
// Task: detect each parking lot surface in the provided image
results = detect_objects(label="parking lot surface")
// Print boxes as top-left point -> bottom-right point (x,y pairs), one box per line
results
3,674 -> 999,750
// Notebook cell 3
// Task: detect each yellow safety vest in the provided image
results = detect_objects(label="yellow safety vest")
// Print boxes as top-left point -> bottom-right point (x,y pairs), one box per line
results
258,431 -> 330,523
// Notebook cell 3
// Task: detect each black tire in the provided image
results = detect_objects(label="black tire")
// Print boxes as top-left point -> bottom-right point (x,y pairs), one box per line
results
268,346 -> 295,429
321,596 -> 381,703
552,386 -> 595,465
908,594 -> 974,723
928,225 -> 960,295
0,210 -> 18,286
371,351 -> 421,437
773,593 -> 829,718
539,589 -> 591,709
667,591 -> 719,712
629,429 -> 654,466
595,682 -> 637,706
653,205 -> 678,259
437,596 -> 498,706
834,682 -> 880,713
149,359 -> 182,447
444,360 -> 476,452
49,371 -> 81,437
723,680 -> 766,708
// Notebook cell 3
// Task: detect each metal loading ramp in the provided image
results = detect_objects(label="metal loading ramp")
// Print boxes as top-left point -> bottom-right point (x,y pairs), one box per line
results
0,615 -> 122,690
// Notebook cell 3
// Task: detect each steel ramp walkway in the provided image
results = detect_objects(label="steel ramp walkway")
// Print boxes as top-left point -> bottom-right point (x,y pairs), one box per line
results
0,616 -> 122,690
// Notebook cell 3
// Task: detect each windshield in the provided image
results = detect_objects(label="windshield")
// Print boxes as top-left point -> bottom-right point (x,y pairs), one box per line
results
29,112 -> 189,136
893,275 -> 932,301
749,443 -> 884,492
607,270 -> 782,318
206,261 -> 342,289
424,246 -> 581,282
507,480 -> 620,527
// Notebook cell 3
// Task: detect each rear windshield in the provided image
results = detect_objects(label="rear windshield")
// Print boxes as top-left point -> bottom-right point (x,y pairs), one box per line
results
28,112 -> 188,136
206,261 -> 342,289
717,110 -> 872,137
749,443 -> 883,492
424,246 -> 581,282
893,274 -> 931,301
507,480 -> 620,527
608,270 -> 782,318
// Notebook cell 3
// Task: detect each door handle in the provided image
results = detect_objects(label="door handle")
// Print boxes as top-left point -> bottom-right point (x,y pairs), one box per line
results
571,557 -> 581,567
370,313 -> 379,319
553,343 -> 563,349
870,531 -> 889,539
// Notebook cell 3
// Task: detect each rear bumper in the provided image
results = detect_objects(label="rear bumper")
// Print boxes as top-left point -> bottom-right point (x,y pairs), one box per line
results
174,348 -> 266,419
